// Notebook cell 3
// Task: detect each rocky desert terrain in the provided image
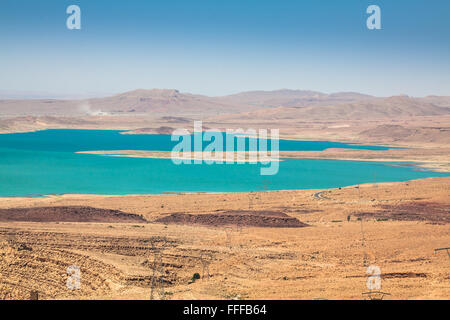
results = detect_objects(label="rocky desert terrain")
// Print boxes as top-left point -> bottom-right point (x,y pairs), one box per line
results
0,177 -> 448,300
0,89 -> 449,300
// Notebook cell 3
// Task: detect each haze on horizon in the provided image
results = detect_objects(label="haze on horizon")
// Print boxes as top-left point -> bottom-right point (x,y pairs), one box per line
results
1,0 -> 449,98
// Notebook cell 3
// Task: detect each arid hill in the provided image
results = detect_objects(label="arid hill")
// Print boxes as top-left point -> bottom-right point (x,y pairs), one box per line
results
1,89 -> 449,120
0,116 -> 96,133
0,206 -> 147,223
0,89 -> 257,117
85,89 -> 256,116
218,89 -> 375,108
212,96 -> 450,121
359,124 -> 450,145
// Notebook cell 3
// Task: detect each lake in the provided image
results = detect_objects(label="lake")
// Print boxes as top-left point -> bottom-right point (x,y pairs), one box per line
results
0,129 -> 447,197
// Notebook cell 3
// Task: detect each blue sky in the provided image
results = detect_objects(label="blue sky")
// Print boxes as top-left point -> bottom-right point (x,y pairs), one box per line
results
0,0 -> 449,97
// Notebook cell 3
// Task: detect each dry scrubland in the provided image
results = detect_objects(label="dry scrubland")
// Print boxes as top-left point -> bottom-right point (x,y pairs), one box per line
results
0,177 -> 449,300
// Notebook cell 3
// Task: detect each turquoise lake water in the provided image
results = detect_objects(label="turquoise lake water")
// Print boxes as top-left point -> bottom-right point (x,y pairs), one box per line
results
0,129 -> 447,197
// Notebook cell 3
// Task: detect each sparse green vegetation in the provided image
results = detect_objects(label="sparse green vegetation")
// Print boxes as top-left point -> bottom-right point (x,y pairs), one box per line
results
192,273 -> 201,282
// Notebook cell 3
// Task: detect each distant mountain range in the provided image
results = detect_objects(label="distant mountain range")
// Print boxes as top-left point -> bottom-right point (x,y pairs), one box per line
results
213,95 -> 450,121
218,89 -> 374,108
1,89 -> 449,120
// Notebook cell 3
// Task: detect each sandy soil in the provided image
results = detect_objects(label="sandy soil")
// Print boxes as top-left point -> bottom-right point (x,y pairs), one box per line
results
0,177 -> 449,300
77,147 -> 450,172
